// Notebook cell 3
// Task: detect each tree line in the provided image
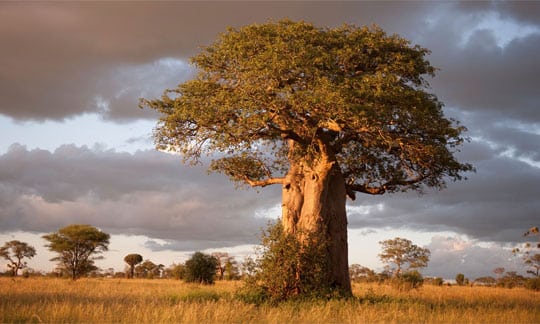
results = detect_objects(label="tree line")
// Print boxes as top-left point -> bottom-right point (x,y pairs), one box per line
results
2,223 -> 539,293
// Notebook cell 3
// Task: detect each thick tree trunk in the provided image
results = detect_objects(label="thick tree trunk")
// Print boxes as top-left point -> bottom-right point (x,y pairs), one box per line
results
281,155 -> 351,295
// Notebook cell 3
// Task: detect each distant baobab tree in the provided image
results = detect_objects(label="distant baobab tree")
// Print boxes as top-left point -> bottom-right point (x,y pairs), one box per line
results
124,254 -> 143,279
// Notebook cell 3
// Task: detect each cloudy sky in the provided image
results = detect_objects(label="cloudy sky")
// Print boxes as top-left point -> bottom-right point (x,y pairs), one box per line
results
1,1 -> 539,280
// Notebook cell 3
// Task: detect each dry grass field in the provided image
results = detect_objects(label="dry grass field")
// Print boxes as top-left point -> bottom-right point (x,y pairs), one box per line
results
1,277 -> 539,323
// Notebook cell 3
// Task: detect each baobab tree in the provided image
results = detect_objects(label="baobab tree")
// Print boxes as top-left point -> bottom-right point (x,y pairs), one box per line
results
141,20 -> 472,296
124,254 -> 143,279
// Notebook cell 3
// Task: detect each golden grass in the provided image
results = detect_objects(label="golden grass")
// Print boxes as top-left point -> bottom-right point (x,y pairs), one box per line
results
1,277 -> 538,323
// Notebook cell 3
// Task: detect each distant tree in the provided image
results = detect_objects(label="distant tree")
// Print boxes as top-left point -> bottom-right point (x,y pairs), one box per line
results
425,277 -> 444,286
124,254 -> 143,279
224,258 -> 240,280
211,252 -> 230,280
42,224 -> 110,280
456,273 -> 466,286
166,263 -> 185,280
141,19 -> 473,296
474,276 -> 497,286
349,264 -> 376,282
393,270 -> 424,291
114,271 -> 126,278
211,252 -> 240,280
0,240 -> 36,276
379,237 -> 430,277
513,226 -> 540,277
499,271 -> 526,288
184,252 -> 218,284
525,277 -> 540,291
135,259 -> 163,279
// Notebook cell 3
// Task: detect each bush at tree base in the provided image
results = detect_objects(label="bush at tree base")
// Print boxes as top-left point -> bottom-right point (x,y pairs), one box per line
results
238,221 -> 349,304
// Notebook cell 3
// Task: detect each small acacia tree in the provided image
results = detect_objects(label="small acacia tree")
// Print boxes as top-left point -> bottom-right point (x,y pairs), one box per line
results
379,237 -> 430,277
0,240 -> 36,276
141,20 -> 472,296
184,252 -> 218,284
124,254 -> 143,279
43,224 -> 110,280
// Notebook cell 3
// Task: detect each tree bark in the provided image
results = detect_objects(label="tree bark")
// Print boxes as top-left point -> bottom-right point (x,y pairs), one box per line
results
281,152 -> 352,295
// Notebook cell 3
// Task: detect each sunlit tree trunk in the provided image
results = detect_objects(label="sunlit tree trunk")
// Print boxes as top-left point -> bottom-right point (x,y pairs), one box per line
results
281,142 -> 351,295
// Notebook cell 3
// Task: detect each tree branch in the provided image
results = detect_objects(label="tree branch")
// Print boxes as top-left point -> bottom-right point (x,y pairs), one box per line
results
347,173 -> 429,197
243,176 -> 286,188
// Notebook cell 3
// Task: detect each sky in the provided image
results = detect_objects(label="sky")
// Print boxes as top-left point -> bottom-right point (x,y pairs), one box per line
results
1,1 -> 539,280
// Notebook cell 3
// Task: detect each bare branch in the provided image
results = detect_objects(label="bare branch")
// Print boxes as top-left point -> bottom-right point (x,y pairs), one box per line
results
244,176 -> 286,188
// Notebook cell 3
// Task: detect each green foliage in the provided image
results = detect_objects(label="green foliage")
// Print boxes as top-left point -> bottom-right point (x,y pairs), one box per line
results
167,263 -> 185,280
474,276 -> 497,286
525,277 -> 540,291
379,237 -> 430,277
42,224 -> 110,280
456,273 -> 466,286
124,254 -> 143,279
135,260 -> 164,279
497,271 -> 526,288
349,264 -> 377,283
184,252 -> 218,284
391,270 -> 424,291
0,240 -> 36,276
425,277 -> 444,286
239,221 -> 342,304
141,19 -> 472,298
141,19 -> 472,196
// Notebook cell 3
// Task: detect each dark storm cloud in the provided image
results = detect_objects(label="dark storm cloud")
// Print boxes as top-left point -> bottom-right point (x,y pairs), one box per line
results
429,31 -> 540,123
1,1 -> 538,123
0,1 -> 431,122
0,144 -> 280,249
1,1 -> 540,255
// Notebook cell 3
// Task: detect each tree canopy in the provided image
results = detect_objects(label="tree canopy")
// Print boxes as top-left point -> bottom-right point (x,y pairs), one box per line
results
379,237 -> 430,277
184,252 -> 218,284
141,19 -> 472,297
124,253 -> 143,279
142,20 -> 472,197
0,240 -> 36,276
43,224 -> 110,280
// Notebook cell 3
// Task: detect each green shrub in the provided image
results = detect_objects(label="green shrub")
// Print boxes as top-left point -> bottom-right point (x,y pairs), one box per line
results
525,277 -> 540,291
391,270 -> 424,291
184,252 -> 218,284
238,221 -> 338,304
456,273 -> 465,286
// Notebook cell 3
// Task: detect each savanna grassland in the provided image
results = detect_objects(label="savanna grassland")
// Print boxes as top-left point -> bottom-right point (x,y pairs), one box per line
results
1,277 -> 539,323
